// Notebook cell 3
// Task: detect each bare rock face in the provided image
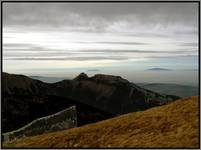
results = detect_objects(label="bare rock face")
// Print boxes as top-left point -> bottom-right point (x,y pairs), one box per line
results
3,106 -> 77,142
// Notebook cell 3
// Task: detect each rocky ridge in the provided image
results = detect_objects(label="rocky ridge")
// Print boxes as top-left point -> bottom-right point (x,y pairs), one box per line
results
3,106 -> 77,142
2,72 -> 180,133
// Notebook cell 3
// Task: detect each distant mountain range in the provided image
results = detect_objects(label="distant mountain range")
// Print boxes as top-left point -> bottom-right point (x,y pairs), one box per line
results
30,76 -> 71,83
137,83 -> 198,98
146,68 -> 172,71
87,69 -> 100,72
2,72 -> 179,133
30,75 -> 197,97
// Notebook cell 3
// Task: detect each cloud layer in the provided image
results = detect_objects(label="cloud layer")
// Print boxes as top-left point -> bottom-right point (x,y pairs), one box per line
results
2,2 -> 198,72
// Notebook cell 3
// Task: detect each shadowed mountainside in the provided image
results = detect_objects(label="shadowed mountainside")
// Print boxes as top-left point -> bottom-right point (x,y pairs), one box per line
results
2,72 -> 112,133
3,96 -> 198,148
2,94 -> 112,133
2,72 -> 179,133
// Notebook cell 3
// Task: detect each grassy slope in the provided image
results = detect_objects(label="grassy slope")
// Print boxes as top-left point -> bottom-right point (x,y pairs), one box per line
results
3,96 -> 199,148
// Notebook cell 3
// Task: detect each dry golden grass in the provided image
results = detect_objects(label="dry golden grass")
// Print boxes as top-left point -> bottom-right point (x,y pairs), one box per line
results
3,96 -> 199,148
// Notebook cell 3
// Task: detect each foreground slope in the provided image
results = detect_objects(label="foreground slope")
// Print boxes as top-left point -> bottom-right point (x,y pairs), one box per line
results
4,96 -> 199,148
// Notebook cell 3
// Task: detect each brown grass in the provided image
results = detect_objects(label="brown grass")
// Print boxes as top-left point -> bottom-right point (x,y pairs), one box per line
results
3,96 -> 199,148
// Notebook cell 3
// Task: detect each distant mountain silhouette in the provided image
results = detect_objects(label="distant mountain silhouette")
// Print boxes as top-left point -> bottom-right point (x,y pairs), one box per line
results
146,68 -> 172,71
30,76 -> 70,83
137,83 -> 198,98
2,72 -> 180,133
87,69 -> 100,72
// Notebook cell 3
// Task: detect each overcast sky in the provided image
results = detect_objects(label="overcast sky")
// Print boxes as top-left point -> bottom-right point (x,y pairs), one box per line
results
2,2 -> 198,75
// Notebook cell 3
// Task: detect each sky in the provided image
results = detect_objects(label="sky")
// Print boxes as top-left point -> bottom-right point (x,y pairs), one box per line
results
2,2 -> 199,84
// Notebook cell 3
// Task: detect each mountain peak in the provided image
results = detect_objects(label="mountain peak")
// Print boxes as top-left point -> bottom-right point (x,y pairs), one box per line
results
92,74 -> 129,84
146,68 -> 172,71
74,72 -> 88,80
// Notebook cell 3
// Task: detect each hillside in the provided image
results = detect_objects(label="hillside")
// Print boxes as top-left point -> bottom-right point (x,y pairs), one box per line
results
2,72 -> 112,133
3,96 -> 199,148
2,72 -> 179,132
138,83 -> 198,97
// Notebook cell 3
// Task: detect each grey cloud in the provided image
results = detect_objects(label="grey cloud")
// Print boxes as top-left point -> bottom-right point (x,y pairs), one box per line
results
3,42 -> 196,54
3,3 -> 108,30
121,32 -> 171,38
3,48 -> 51,52
126,29 -> 198,38
3,47 -> 196,55
4,48 -> 197,61
4,56 -> 128,61
3,41 -> 197,60
3,3 -> 198,34
3,43 -> 36,47
3,41 -> 150,54
4,53 -> 198,61
174,29 -> 198,35
3,3 -> 198,24
179,42 -> 198,47
148,54 -> 198,59
75,41 -> 150,45
82,49 -> 197,54
3,44 -> 52,52
3,52 -> 76,57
